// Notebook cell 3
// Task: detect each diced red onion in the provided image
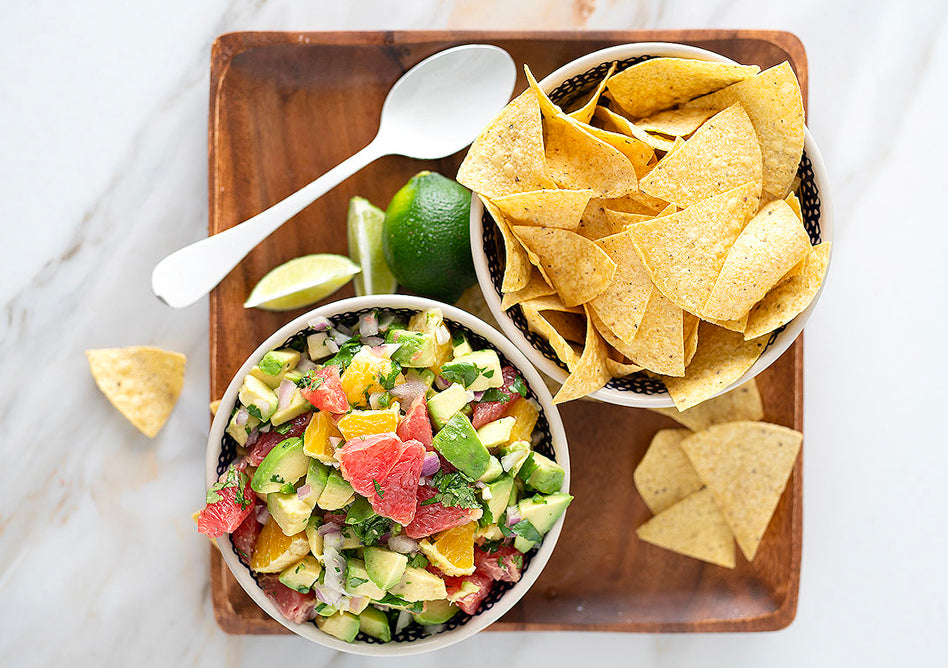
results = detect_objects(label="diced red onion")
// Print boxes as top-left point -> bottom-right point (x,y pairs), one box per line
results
332,330 -> 351,346
322,549 -> 346,594
258,423 -> 271,433
317,522 -> 342,536
422,623 -> 445,635
255,505 -> 270,524
329,436 -> 342,448
348,596 -> 368,613
378,312 -> 395,332
435,325 -> 450,345
395,609 -> 412,633
369,392 -> 385,410
277,379 -> 296,411
296,358 -> 316,372
335,324 -> 353,337
313,584 -> 342,608
505,506 -> 521,526
500,450 -> 526,472
307,316 -> 332,331
364,336 -> 384,347
235,408 -> 249,427
246,428 -> 259,446
326,339 -> 340,354
466,389 -> 476,403
435,375 -> 451,391
473,390 -> 485,401
359,313 -> 379,337
387,534 -> 418,554
388,381 -> 426,406
297,484 -> 312,500
420,452 -> 441,477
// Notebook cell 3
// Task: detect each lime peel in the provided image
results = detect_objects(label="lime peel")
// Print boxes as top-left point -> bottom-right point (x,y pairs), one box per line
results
244,254 -> 360,311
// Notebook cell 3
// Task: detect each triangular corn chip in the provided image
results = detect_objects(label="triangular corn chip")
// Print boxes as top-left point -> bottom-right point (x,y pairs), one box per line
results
681,421 -> 802,560
513,226 -> 616,306
636,107 -> 717,137
594,106 -> 676,152
500,271 -> 555,310
650,379 -> 764,431
588,229 -> 655,343
636,488 -> 736,568
492,189 -> 595,230
481,195 -> 531,292
634,429 -> 704,514
567,62 -> 617,124
553,307 -> 612,403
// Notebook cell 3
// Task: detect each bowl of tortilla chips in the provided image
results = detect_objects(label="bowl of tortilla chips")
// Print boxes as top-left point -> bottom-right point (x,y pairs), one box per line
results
461,42 -> 833,410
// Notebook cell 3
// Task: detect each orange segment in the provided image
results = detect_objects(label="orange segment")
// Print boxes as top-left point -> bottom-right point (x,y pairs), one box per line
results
505,397 -> 540,445
337,409 -> 400,440
303,411 -> 340,464
418,521 -> 477,576
340,350 -> 403,407
249,517 -> 310,573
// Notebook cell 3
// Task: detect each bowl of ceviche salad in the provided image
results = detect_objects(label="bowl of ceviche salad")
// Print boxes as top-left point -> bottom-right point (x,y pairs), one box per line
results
198,295 -> 571,654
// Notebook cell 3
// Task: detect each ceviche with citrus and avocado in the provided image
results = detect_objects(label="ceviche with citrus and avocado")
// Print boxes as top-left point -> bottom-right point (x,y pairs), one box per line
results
197,308 -> 571,643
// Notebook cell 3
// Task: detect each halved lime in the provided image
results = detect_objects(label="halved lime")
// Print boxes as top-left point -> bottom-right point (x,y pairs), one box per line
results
244,254 -> 360,311
347,196 -> 397,296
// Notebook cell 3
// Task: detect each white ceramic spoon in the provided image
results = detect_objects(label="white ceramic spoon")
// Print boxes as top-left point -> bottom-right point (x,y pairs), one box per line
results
152,44 -> 516,308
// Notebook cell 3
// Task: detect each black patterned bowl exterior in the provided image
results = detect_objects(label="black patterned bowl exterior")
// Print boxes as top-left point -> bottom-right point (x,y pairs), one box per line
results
475,45 -> 829,402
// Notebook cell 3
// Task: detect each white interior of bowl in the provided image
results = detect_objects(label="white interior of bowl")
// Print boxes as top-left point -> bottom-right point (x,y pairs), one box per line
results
205,294 -> 570,656
470,42 -> 834,408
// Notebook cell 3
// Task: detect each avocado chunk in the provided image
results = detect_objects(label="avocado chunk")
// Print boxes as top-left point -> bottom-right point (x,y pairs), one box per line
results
348,596 -> 371,614
364,547 -> 408,590
512,492 -> 573,553
267,492 -> 313,536
251,437 -> 308,494
344,558 -> 386,600
359,606 -> 392,642
238,375 -> 279,421
387,330 -> 439,368
313,602 -> 337,618
307,332 -> 335,361
270,387 -> 313,426
432,413 -> 491,479
305,517 -> 324,558
317,470 -> 355,510
440,350 -> 503,391
316,611 -> 360,642
299,459 -> 330,508
483,474 -> 515,525
477,455 -> 503,483
404,368 -> 436,390
520,451 -> 565,494
427,383 -> 468,430
250,349 -> 301,388
278,555 -> 322,593
413,598 -> 460,625
476,416 -> 516,449
388,566 -> 447,602
451,331 -> 473,358
284,368 -> 303,384
499,440 -> 531,477
225,410 -> 260,446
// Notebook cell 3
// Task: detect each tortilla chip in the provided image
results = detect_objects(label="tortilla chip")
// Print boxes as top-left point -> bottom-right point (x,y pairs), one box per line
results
636,488 -> 735,568
481,195 -> 531,293
636,107 -> 717,137
605,358 -> 643,377
663,322 -> 767,410
683,313 -> 700,366
623,291 -> 685,376
492,189 -> 595,230
209,399 -> 222,416
656,203 -> 678,217
581,124 -> 655,177
651,378 -> 764,431
568,62 -> 617,124
457,88 -> 557,198
785,191 -> 803,222
594,106 -> 676,152
703,200 -> 812,320
604,210 -> 653,230
605,57 -> 759,120
542,310 -> 588,344
86,346 -> 186,438
634,429 -> 705,514
703,314 -> 748,333
514,226 -> 617,307
575,199 -> 620,240
639,104 -> 763,208
588,229 -> 655,343
630,182 -> 760,315
685,62 -> 805,199
681,421 -> 802,560
604,195 -> 662,215
521,302 -> 582,371
553,307 -> 612,403
743,242 -> 831,340
500,271 -> 555,310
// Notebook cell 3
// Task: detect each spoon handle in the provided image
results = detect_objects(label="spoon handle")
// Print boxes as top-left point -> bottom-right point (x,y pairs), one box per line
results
151,138 -> 388,308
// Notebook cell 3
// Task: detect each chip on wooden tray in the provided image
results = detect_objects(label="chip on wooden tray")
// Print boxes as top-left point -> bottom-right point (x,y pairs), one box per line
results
86,346 -> 186,438
681,421 -> 802,560
633,429 -> 704,514
636,488 -> 736,568
651,379 -> 764,431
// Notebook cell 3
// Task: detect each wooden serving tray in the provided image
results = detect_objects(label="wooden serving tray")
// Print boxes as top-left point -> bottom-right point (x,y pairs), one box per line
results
208,29 -> 806,634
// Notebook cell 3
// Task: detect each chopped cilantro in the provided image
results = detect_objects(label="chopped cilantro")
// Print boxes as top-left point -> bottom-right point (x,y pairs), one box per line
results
347,575 -> 368,588
479,505 -> 494,526
516,453 -> 538,481
408,554 -> 428,569
373,479 -> 385,498
531,494 -> 547,505
378,391 -> 393,408
274,422 -> 292,435
245,404 -> 264,420
499,522 -> 513,538
440,362 -> 487,388
270,474 -> 285,484
378,362 -> 402,390
205,466 -> 249,508
298,370 -> 323,391
480,539 -> 502,554
377,593 -> 423,613
479,387 -> 510,403
511,375 -> 528,396
348,513 -> 392,546
510,519 -> 543,543
512,554 -> 523,569
420,470 -> 481,510
257,353 -> 284,376
325,336 -> 362,369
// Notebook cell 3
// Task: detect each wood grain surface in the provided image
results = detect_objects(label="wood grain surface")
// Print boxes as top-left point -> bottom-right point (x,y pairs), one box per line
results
208,29 -> 807,635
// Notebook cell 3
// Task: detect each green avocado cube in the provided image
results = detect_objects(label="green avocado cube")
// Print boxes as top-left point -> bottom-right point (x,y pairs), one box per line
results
298,459 -> 330,508
413,598 -> 460,625
483,474 -> 515,525
267,492 -> 313,535
431,413 -> 490,479
270,387 -> 313,426
451,331 -> 473,358
225,410 -> 260,446
512,492 -> 573,553
344,558 -> 386,600
238,375 -> 279,422
388,566 -> 447,602
359,605 -> 392,642
521,451 -> 565,494
364,547 -> 408,590
250,349 -> 301,388
440,350 -> 503,391
477,456 -> 503,483
388,330 -> 439,368
316,611 -> 360,642
251,437 -> 308,494
317,470 -> 355,510
476,416 -> 516,449
427,383 -> 468,430
278,555 -> 322,593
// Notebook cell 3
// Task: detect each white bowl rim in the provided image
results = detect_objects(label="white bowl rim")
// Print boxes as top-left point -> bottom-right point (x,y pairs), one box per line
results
470,41 -> 834,408
205,294 -> 571,656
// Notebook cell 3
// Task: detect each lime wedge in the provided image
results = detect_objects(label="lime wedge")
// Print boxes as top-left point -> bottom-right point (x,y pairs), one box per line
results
244,254 -> 360,311
347,196 -> 398,296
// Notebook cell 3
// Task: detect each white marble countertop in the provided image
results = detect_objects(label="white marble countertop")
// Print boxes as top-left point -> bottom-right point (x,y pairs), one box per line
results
2,0 -> 946,665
